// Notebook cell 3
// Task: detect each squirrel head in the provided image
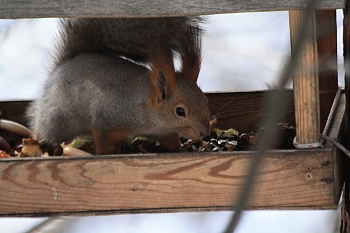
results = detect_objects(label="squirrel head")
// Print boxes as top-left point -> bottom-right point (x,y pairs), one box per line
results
148,69 -> 210,140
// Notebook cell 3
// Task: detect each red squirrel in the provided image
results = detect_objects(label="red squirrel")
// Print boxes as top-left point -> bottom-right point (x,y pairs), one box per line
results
28,18 -> 210,154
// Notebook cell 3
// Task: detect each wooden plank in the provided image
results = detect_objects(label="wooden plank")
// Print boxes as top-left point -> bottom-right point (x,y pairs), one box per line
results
206,90 -> 295,133
341,0 -> 350,230
0,149 -> 338,217
0,100 -> 31,128
289,10 -> 320,144
316,10 -> 338,132
327,94 -> 346,205
0,90 -> 295,134
0,0 -> 345,19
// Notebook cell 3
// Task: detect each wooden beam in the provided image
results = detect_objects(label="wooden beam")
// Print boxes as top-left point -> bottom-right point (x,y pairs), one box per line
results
206,90 -> 295,133
341,0 -> 350,231
289,10 -> 321,144
0,101 -> 31,128
0,149 -> 339,217
316,10 -> 338,132
0,0 -> 345,19
328,94 -> 346,205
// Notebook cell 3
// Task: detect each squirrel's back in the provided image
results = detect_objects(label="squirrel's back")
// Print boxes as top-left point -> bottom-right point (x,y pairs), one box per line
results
29,54 -> 153,144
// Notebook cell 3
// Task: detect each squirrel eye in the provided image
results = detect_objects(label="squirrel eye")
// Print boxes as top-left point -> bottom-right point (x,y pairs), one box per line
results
176,106 -> 186,117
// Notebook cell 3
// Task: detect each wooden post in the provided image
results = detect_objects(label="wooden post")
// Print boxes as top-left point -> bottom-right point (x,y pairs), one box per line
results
289,10 -> 320,144
341,0 -> 350,232
315,10 -> 338,132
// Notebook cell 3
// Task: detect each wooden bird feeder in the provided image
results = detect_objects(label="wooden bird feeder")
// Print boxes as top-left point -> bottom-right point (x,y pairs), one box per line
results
0,0 -> 347,217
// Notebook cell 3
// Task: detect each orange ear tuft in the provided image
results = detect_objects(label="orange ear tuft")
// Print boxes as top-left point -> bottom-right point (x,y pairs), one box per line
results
149,45 -> 177,102
179,25 -> 202,82
180,58 -> 201,82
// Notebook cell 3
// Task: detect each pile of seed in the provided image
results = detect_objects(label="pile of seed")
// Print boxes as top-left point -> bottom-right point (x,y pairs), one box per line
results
0,122 -> 296,157
120,122 -> 296,154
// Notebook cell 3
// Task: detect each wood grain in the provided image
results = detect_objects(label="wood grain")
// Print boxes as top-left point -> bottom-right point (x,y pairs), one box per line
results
341,1 -> 350,230
0,149 -> 338,217
316,10 -> 338,132
0,0 -> 345,19
289,10 -> 320,144
206,90 -> 295,133
328,94 -> 346,204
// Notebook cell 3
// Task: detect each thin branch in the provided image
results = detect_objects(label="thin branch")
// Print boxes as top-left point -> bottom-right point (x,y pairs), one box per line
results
223,0 -> 319,232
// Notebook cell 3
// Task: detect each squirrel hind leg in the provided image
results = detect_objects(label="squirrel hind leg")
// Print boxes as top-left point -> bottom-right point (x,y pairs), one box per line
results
92,127 -> 129,155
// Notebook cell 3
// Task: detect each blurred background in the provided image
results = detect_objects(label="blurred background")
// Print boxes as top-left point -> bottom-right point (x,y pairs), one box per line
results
0,10 -> 344,232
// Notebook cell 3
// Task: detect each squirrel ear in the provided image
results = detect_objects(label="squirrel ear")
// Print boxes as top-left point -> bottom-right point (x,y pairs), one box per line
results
156,71 -> 167,101
150,70 -> 176,103
180,25 -> 202,82
149,47 -> 177,102
149,49 -> 177,103
180,58 -> 201,82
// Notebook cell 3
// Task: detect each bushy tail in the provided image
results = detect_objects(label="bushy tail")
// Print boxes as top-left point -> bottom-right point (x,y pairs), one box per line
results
52,17 -> 202,70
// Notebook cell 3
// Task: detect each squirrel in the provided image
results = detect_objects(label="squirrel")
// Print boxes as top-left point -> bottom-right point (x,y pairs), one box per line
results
27,17 -> 210,155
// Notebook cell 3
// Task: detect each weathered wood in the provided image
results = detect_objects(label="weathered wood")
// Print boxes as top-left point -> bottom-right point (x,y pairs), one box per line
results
341,0 -> 350,231
0,93 -> 345,216
327,94 -> 346,205
0,101 -> 31,128
289,10 -> 320,144
0,0 -> 345,19
316,10 -> 338,132
0,90 -> 295,133
0,149 -> 339,217
206,90 -> 295,133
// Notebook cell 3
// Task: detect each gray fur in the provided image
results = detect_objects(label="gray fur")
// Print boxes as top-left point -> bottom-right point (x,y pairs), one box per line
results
28,17 -> 210,154
28,54 -> 210,147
